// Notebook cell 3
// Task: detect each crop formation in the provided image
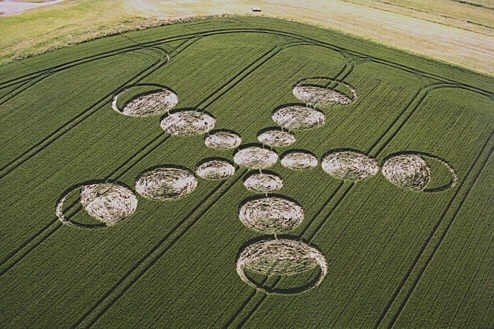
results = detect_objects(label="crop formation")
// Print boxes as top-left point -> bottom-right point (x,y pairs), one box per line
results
0,16 -> 492,329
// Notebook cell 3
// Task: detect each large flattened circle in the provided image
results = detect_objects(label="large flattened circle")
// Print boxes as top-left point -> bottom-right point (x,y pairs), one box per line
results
238,196 -> 304,234
135,166 -> 198,201
281,150 -> 318,170
321,150 -> 379,182
272,105 -> 325,131
195,159 -> 236,180
243,172 -> 283,193
257,129 -> 296,148
112,85 -> 178,117
293,78 -> 357,107
160,110 -> 215,136
233,146 -> 278,170
204,130 -> 241,150
381,154 -> 431,191
236,238 -> 328,295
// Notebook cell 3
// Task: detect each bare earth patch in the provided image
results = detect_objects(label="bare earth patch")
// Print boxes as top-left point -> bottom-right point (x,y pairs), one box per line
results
233,146 -> 278,170
281,150 -> 318,170
135,166 -> 198,200
381,153 -> 431,191
257,129 -> 296,148
195,158 -> 235,180
243,171 -> 283,193
160,110 -> 215,136
112,86 -> 178,117
272,105 -> 325,131
236,238 -> 328,294
238,196 -> 304,234
321,150 -> 379,181
204,130 -> 242,150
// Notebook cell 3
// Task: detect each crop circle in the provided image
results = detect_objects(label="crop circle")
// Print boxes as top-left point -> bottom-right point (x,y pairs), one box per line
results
321,150 -> 379,181
56,182 -> 137,228
112,84 -> 178,117
243,171 -> 283,193
236,238 -> 328,295
204,130 -> 241,150
160,110 -> 215,136
280,150 -> 318,170
195,158 -> 236,180
257,129 -> 296,147
135,166 -> 198,200
293,77 -> 357,106
272,105 -> 325,131
233,146 -> 278,170
381,154 -> 432,191
238,196 -> 304,234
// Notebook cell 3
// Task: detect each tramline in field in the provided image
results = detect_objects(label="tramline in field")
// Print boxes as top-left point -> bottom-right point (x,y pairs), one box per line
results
0,16 -> 492,329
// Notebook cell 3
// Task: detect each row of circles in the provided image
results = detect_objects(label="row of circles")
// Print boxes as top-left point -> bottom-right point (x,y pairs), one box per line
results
57,76 -> 457,294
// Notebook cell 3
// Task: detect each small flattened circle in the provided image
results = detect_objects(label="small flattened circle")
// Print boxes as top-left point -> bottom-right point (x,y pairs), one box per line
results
135,166 -> 198,200
195,159 -> 236,180
233,146 -> 278,170
321,150 -> 379,182
238,196 -> 304,234
160,110 -> 215,136
281,151 -> 318,170
243,172 -> 283,193
272,105 -> 325,131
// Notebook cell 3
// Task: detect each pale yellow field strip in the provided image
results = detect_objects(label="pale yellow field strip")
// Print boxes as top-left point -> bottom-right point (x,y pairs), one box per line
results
0,0 -> 493,76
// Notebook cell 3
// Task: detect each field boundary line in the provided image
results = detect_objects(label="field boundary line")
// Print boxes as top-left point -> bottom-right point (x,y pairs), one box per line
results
375,132 -> 494,329
2,27 -> 493,98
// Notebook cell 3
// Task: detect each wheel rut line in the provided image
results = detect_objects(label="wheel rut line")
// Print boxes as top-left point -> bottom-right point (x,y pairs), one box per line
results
0,44 -> 181,178
0,133 -> 168,275
0,74 -> 49,106
226,62 -> 356,328
384,134 -> 494,329
0,36 -> 284,274
3,27 -> 493,97
72,170 -> 247,329
229,70 -> 457,329
373,132 -> 494,329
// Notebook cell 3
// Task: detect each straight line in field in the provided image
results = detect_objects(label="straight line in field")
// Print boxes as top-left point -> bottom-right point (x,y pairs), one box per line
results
376,132 -> 494,329
0,37 -> 199,179
72,170 -> 247,329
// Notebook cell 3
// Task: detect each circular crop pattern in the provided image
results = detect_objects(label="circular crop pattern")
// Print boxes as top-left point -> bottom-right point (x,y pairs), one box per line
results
238,196 -> 304,234
243,172 -> 283,193
281,151 -> 318,170
204,130 -> 242,150
321,150 -> 379,181
195,159 -> 235,180
160,110 -> 215,136
112,85 -> 178,117
381,154 -> 431,191
135,166 -> 198,200
257,129 -> 296,148
272,105 -> 325,131
56,182 -> 137,228
233,146 -> 278,170
293,78 -> 357,107
236,238 -> 328,295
